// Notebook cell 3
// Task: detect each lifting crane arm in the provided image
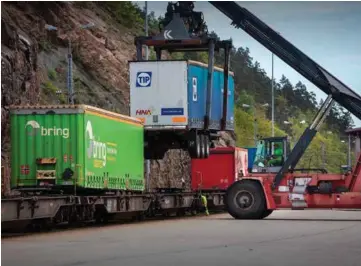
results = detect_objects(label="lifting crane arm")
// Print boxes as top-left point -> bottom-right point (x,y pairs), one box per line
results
205,1 -> 361,189
208,1 -> 361,120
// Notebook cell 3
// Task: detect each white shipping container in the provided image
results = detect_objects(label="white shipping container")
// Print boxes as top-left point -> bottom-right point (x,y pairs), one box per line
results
129,61 -> 188,128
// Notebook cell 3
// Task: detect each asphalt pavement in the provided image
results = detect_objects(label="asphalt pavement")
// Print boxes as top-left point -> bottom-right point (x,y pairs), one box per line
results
2,210 -> 361,266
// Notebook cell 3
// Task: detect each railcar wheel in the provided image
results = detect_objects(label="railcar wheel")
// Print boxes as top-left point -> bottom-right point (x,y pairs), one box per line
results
177,209 -> 186,216
225,181 -> 267,219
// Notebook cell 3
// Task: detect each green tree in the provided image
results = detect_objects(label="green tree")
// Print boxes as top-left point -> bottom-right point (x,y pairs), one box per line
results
103,1 -> 143,28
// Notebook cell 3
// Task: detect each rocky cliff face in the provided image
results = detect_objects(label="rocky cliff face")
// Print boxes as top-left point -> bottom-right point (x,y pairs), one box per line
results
2,2 -> 42,194
1,2 -> 234,195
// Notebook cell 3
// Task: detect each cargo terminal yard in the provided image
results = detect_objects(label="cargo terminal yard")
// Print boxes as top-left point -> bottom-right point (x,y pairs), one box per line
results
2,1 -> 361,266
3,210 -> 361,266
2,1 -> 361,229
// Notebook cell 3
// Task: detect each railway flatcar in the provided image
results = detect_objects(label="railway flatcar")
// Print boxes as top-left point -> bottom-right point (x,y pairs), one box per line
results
2,104 -> 226,232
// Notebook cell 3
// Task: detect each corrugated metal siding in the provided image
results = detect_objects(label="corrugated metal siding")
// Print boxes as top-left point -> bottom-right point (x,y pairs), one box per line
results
187,64 -> 207,128
191,147 -> 236,190
222,74 -> 235,130
83,111 -> 144,191
211,70 -> 222,123
187,63 -> 235,130
10,105 -> 144,192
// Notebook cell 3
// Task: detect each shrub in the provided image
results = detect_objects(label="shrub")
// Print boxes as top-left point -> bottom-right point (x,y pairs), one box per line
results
48,69 -> 57,81
39,39 -> 52,52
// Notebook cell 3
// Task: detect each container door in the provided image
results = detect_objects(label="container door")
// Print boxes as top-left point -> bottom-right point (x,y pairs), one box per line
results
211,70 -> 222,130
130,61 -> 188,128
10,110 -> 79,188
234,148 -> 241,180
191,148 -> 234,191
219,74 -> 235,131
240,149 -> 249,176
187,64 -> 207,129
235,148 -> 249,179
227,75 -> 235,130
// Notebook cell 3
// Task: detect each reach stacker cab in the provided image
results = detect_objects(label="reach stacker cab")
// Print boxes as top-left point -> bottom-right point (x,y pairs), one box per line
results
251,136 -> 291,173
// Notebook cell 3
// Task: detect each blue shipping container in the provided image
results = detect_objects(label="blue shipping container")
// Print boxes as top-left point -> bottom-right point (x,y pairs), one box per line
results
187,60 -> 235,131
246,147 -> 257,169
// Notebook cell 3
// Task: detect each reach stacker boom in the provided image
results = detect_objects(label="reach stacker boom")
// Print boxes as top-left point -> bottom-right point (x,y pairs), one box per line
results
155,1 -> 361,218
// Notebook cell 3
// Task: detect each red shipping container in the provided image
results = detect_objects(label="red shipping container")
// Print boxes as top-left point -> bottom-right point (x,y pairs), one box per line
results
191,147 -> 249,191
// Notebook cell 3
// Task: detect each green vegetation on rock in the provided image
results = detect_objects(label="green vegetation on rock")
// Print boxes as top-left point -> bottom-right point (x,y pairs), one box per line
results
48,69 -> 57,81
104,1 -> 144,28
42,81 -> 59,94
39,39 -> 52,52
41,81 -> 66,104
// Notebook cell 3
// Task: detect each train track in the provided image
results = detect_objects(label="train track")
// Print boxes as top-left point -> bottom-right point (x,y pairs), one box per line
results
1,209 -> 225,238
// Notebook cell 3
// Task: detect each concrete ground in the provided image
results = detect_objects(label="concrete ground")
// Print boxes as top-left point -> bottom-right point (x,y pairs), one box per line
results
2,210 -> 361,266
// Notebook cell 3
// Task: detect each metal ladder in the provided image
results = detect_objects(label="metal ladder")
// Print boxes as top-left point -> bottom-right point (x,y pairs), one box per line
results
349,152 -> 361,191
289,177 -> 312,208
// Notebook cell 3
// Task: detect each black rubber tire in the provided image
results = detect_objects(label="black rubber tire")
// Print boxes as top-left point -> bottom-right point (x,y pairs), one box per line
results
204,135 -> 210,158
188,143 -> 196,158
188,134 -> 201,159
195,134 -> 201,158
199,134 -> 206,158
260,209 -> 273,219
225,180 -> 267,219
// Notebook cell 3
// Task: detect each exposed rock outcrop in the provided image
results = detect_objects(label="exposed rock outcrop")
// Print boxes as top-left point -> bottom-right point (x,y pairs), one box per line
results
1,7 -> 41,195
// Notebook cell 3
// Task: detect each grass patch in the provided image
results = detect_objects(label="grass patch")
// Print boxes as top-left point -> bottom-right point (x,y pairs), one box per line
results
39,39 -> 52,52
58,94 -> 67,104
42,81 -> 59,94
48,69 -> 57,81
41,81 -> 66,103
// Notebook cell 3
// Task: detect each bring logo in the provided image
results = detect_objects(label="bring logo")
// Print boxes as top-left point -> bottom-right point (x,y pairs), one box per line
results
86,120 -> 107,168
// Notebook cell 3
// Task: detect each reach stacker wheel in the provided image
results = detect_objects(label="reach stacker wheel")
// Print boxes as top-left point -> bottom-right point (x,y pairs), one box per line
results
225,180 -> 267,219
203,134 -> 210,158
199,134 -> 210,158
189,134 -> 201,158
260,209 -> 273,219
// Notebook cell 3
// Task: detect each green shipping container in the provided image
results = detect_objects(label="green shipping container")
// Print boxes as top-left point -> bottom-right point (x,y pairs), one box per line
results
10,105 -> 145,191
